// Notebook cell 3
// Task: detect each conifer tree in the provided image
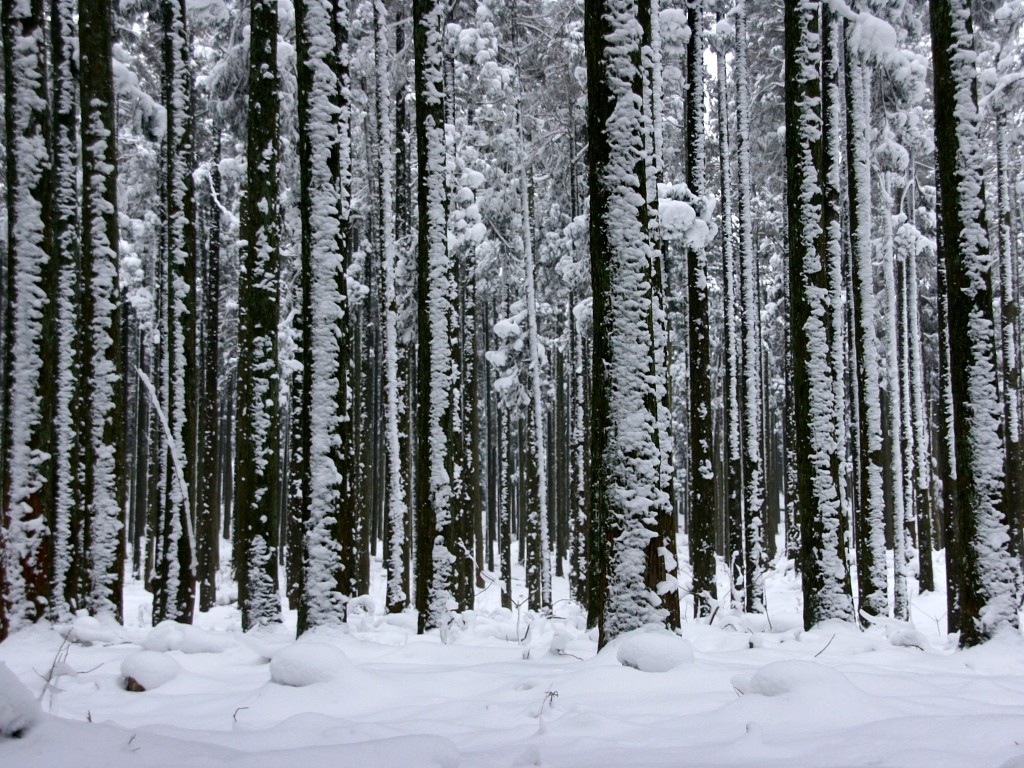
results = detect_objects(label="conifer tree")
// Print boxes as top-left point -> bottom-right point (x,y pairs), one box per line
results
235,0 -> 283,629
80,0 -> 126,623
1,0 -> 56,638
930,0 -> 1019,644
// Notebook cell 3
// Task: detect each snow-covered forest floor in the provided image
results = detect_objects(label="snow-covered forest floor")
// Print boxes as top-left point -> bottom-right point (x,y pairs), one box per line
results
3,544 -> 1024,768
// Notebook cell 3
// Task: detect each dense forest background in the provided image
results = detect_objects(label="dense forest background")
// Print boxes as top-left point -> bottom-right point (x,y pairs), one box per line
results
0,0 -> 1021,650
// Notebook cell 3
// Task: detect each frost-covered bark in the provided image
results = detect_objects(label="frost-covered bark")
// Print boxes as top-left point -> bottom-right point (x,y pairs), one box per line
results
519,153 -> 551,612
937,247 -> 961,632
152,0 -> 197,626
880,176 -> 909,621
1,0 -> 56,637
235,0 -> 283,629
414,0 -> 455,636
735,1 -> 766,614
587,0 -> 675,646
685,0 -> 717,619
995,112 -> 1022,571
844,40 -> 887,621
716,23 -> 744,610
784,0 -> 854,628
639,0 -> 681,630
80,0 -> 125,622
569,298 -> 588,602
902,209 -> 933,592
930,0 -> 1019,644
50,0 -> 83,621
821,11 -> 851,612
375,0 -> 408,616
294,0 -> 348,634
197,140 -> 221,613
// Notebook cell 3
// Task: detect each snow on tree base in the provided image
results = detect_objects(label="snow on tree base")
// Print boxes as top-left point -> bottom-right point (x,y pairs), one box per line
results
0,663 -> 40,738
613,628 -> 695,672
121,651 -> 181,692
270,642 -> 350,687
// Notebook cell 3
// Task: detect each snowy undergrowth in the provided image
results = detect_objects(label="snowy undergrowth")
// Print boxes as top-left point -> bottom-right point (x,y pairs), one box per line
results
2,545 -> 1024,767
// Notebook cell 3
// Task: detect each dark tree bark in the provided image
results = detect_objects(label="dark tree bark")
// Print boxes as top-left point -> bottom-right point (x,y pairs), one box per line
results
235,0 -> 283,630
930,0 -> 1019,645
80,0 -> 125,623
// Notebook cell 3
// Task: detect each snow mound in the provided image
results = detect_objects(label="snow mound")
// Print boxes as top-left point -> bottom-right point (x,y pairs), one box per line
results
270,642 -> 350,687
888,627 -> 929,650
615,629 -> 694,672
121,651 -> 181,691
0,663 -> 40,738
64,614 -> 128,646
732,660 -> 852,698
143,620 -> 234,654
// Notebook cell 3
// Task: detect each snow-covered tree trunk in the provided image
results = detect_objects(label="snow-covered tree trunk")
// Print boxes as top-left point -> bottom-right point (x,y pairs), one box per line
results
152,0 -> 197,626
587,0 -> 675,646
996,111 -> 1022,570
1,0 -> 56,638
735,0 -> 766,614
414,0 -> 455,636
784,0 -> 853,628
569,296 -> 587,601
898,247 -> 917,592
235,0 -> 283,630
197,136 -> 221,613
716,21 -> 744,611
294,0 -> 348,634
930,0 -> 1019,644
821,9 -> 851,612
80,0 -> 126,623
640,0 -> 681,630
519,151 -> 551,612
880,176 -> 909,621
374,0 -> 408,616
685,0 -> 717,619
937,246 -> 960,632
50,0 -> 83,621
898,174 -> 934,594
844,41 -> 887,621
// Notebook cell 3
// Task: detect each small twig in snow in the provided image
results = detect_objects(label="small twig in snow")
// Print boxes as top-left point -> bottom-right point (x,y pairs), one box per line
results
814,633 -> 837,658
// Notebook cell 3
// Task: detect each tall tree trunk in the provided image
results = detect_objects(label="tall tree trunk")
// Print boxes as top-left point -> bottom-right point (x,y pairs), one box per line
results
413,0 -> 456,636
80,0 -> 125,623
235,0 -> 283,630
51,0 -> 84,621
153,0 -> 197,626
844,39 -> 887,621
785,0 -> 853,628
376,0 -> 409,616
715,20 -> 744,611
735,0 -> 766,614
1,0 -> 55,637
685,0 -> 717,619
930,0 -> 1019,645
587,0 -> 675,646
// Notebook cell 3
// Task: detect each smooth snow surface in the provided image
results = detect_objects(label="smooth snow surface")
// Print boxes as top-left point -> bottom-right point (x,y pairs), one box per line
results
121,651 -> 181,691
3,550 -> 1024,766
0,661 -> 39,738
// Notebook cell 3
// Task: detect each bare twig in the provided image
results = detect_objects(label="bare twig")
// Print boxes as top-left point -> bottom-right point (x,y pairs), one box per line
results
814,633 -> 836,658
